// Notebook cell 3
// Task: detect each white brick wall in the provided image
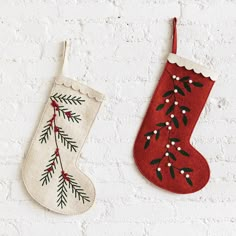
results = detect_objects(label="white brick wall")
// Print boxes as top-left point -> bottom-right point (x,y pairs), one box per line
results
0,0 -> 236,235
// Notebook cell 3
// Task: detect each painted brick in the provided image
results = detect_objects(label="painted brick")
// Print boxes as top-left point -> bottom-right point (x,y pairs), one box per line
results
0,0 -> 235,235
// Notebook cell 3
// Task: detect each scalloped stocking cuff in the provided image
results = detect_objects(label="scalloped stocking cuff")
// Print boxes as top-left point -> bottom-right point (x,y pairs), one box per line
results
22,42 -> 104,215
133,18 -> 216,194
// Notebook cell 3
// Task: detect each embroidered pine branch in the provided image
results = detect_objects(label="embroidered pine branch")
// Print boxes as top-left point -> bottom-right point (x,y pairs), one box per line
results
40,152 -> 59,186
67,174 -> 90,204
55,126 -> 78,152
57,173 -> 68,209
57,106 -> 81,123
40,93 -> 90,208
57,171 -> 90,208
144,73 -> 203,186
39,120 -> 53,143
51,93 -> 85,105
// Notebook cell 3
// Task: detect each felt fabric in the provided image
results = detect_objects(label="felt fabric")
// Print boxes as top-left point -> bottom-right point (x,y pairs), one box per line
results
22,42 -> 104,214
133,18 -> 216,194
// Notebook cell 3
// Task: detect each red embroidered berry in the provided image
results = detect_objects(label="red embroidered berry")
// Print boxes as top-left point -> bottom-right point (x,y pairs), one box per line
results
54,126 -> 59,133
51,100 -> 59,110
61,170 -> 70,181
55,148 -> 59,156
49,114 -> 57,126
65,111 -> 72,118
47,167 -> 53,172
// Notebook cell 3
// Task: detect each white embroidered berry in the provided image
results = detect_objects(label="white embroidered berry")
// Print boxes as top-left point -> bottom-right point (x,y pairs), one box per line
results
172,75 -> 176,79
186,174 -> 190,178
157,167 -> 161,172
166,144 -> 170,148
165,152 -> 169,156
170,114 -> 174,118
167,163 -> 172,167
177,147 -> 181,151
153,130 -> 157,134
174,89 -> 178,93
168,126 -> 172,130
180,170 -> 184,174
171,141 -> 175,145
189,80 -> 193,84
182,110 -> 186,114
165,121 -> 170,126
147,136 -> 151,140
174,101 -> 178,105
176,77 -> 180,81
165,99 -> 170,103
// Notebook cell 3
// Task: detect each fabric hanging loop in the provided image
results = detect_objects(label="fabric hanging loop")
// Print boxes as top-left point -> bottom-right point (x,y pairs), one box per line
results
59,40 -> 70,77
172,17 -> 177,54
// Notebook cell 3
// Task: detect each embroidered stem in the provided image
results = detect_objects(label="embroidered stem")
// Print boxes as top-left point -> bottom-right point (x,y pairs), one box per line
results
53,107 -> 64,171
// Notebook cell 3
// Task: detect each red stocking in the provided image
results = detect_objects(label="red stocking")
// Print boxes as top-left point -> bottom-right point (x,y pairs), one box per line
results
134,18 -> 216,194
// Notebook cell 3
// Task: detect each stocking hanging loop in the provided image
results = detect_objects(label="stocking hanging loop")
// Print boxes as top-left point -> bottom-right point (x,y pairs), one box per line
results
59,40 -> 70,77
172,17 -> 177,54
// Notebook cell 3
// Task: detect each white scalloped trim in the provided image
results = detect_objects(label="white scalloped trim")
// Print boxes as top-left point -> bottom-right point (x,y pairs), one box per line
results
55,77 -> 105,102
167,53 -> 217,81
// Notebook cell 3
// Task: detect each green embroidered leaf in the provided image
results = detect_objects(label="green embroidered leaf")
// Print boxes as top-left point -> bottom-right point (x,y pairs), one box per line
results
192,82 -> 203,87
155,130 -> 160,140
57,174 -> 68,209
172,116 -> 179,128
51,93 -> 85,105
170,166 -> 175,179
67,174 -> 90,204
150,158 -> 162,165
168,152 -> 176,161
181,168 -> 193,172
156,103 -> 165,111
144,139 -> 150,149
156,122 -> 166,127
57,127 -> 78,152
186,177 -> 193,186
183,82 -> 191,92
179,150 -> 190,157
169,138 -> 180,142
163,90 -> 173,97
166,103 -> 175,115
180,106 -> 190,112
156,170 -> 163,181
39,121 -> 53,144
180,76 -> 190,81
183,115 -> 188,126
174,85 -> 185,96
57,106 -> 81,123
144,131 -> 154,136
40,153 -> 58,186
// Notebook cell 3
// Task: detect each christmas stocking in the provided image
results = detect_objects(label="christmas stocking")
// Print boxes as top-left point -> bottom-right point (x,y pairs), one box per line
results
22,41 -> 104,214
134,18 -> 216,194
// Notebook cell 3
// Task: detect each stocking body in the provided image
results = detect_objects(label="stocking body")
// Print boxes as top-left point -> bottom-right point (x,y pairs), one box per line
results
133,19 -> 216,194
22,42 -> 104,214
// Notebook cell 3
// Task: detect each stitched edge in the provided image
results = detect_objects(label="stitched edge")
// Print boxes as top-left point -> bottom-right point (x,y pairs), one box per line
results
167,53 -> 217,81
55,77 -> 105,102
